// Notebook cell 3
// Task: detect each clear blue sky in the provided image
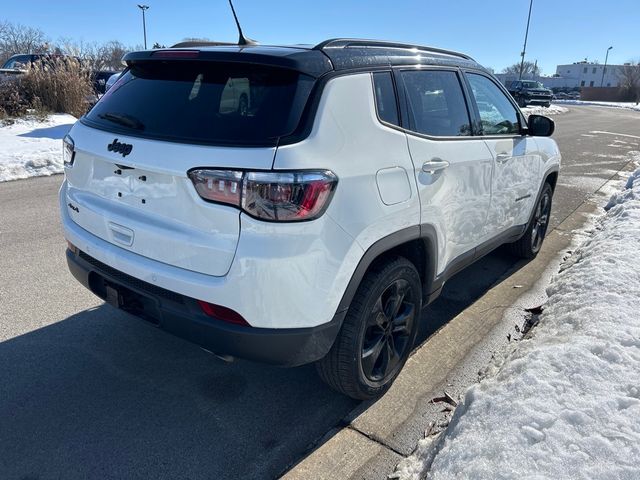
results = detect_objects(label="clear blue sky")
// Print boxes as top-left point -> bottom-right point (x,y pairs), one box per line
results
4,0 -> 639,74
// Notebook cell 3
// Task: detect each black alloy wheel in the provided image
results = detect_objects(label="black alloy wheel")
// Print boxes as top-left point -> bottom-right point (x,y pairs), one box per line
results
316,256 -> 422,400
508,182 -> 554,259
361,278 -> 416,383
531,187 -> 552,254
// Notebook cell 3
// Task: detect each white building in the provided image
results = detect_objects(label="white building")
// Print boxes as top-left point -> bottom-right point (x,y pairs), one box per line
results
555,61 -> 623,88
495,61 -> 628,90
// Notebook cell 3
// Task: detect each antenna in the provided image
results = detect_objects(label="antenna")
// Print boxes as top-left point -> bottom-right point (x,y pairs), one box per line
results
228,0 -> 257,46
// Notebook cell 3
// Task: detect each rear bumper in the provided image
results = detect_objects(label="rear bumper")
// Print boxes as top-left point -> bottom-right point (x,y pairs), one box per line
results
66,248 -> 343,367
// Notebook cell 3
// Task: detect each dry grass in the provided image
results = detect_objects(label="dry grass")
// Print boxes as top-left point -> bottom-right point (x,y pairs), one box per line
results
0,80 -> 28,119
19,56 -> 93,118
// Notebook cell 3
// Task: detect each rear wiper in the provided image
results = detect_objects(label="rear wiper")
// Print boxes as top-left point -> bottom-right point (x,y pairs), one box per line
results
98,112 -> 145,131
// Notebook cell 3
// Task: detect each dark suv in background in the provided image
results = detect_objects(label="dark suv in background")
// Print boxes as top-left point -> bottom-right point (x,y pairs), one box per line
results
507,80 -> 552,108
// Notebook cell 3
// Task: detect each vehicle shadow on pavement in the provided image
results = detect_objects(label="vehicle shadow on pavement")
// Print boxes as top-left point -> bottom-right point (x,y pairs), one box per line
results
0,250 -> 524,480
416,246 -> 527,346
0,305 -> 357,480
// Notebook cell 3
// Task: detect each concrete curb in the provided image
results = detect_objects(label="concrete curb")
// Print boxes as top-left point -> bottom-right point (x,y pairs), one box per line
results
281,160 -> 637,480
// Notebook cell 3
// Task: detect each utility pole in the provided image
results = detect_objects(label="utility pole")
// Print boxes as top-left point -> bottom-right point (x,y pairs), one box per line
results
600,46 -> 613,87
137,4 -> 149,49
519,0 -> 534,80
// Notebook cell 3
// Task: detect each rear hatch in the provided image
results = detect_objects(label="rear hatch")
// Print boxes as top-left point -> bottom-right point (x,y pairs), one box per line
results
65,56 -> 315,276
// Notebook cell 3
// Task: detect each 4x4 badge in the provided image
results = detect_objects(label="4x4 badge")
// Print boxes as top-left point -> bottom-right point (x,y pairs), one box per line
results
107,138 -> 133,157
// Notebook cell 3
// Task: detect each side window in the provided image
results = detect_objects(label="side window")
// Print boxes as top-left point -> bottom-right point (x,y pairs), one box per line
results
466,73 -> 520,135
372,72 -> 399,126
398,70 -> 471,137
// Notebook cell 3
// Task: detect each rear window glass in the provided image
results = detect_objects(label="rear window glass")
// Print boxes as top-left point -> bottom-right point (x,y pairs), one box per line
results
84,61 -> 314,146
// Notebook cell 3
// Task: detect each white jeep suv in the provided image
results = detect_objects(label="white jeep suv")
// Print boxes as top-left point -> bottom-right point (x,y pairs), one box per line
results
60,39 -> 560,399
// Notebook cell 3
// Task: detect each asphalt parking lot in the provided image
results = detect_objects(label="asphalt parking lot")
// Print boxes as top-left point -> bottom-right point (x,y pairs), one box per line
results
1,105 -> 639,479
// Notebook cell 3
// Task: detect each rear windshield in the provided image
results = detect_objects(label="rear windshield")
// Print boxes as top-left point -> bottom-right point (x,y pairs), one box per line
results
83,61 -> 314,146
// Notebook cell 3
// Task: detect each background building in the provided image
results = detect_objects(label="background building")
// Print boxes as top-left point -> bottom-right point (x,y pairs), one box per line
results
495,60 -> 629,91
555,61 -> 623,88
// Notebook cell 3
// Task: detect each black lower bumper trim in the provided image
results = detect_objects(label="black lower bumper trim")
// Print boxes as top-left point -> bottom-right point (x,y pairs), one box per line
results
66,249 -> 343,367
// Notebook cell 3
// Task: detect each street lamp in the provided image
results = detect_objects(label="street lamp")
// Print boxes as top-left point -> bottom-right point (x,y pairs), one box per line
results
600,46 -> 613,87
137,4 -> 149,49
518,0 -> 534,80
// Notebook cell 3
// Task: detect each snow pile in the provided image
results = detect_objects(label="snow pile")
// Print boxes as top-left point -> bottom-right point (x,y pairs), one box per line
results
556,100 -> 640,111
521,104 -> 569,116
0,114 -> 76,182
395,166 -> 640,480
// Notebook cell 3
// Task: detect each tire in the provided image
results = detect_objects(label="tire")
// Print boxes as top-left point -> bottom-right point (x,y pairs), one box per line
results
508,183 -> 553,259
517,96 -> 527,108
316,256 -> 422,400
543,102 -> 551,108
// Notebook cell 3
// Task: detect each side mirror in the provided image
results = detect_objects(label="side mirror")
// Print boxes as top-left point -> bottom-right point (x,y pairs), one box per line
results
527,114 -> 555,137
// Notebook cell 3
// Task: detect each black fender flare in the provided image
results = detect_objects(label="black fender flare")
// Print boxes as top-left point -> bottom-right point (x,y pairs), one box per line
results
334,224 -> 438,316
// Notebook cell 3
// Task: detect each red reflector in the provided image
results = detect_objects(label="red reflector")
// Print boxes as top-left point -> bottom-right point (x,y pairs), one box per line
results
152,50 -> 199,59
197,301 -> 249,326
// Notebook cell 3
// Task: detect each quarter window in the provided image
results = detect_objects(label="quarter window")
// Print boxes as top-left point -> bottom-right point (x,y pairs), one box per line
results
372,72 -> 399,126
466,73 -> 520,135
398,70 -> 471,137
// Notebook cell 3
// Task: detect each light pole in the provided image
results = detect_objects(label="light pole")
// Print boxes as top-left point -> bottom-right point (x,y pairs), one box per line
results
518,0 -> 534,80
137,4 -> 149,49
600,46 -> 613,87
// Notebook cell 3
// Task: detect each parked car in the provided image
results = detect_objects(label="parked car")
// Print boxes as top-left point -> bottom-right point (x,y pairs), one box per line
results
553,92 -> 570,100
60,39 -> 560,399
0,53 -> 85,83
104,71 -> 122,92
507,80 -> 553,107
0,54 -> 44,82
91,70 -> 119,95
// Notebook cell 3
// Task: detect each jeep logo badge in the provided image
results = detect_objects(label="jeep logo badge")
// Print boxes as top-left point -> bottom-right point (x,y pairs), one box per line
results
107,139 -> 133,157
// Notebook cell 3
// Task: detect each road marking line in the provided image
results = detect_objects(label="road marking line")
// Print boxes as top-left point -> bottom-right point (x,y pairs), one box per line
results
590,131 -> 640,140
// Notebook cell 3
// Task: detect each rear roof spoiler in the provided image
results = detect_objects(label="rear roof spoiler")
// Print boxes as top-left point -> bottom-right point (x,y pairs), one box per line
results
122,47 -> 332,78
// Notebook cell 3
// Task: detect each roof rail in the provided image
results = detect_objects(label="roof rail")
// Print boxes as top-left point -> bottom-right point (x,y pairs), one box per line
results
313,38 -> 475,62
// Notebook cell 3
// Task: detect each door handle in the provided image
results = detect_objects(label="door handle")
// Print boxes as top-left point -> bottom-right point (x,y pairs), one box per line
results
496,152 -> 511,163
422,158 -> 450,173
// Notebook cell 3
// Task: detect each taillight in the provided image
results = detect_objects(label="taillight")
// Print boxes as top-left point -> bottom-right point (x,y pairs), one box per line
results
188,169 -> 338,222
197,300 -> 249,326
189,170 -> 243,206
152,50 -> 199,59
63,134 -> 75,167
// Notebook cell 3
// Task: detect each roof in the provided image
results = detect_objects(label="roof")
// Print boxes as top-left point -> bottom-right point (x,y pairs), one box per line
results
123,38 -> 483,77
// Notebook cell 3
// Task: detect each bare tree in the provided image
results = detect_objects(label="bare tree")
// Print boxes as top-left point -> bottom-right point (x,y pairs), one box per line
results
502,61 -> 541,79
618,62 -> 640,103
101,40 -> 128,70
57,38 -> 129,71
0,22 -> 48,64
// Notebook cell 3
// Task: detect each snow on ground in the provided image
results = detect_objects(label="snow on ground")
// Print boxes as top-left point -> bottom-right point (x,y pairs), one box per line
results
521,104 -> 569,116
0,114 -> 76,182
556,100 -> 640,112
394,161 -> 640,480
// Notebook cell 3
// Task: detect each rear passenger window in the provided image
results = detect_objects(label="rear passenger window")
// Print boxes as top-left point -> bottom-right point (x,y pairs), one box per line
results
398,70 -> 471,137
372,72 -> 399,126
466,73 -> 520,135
